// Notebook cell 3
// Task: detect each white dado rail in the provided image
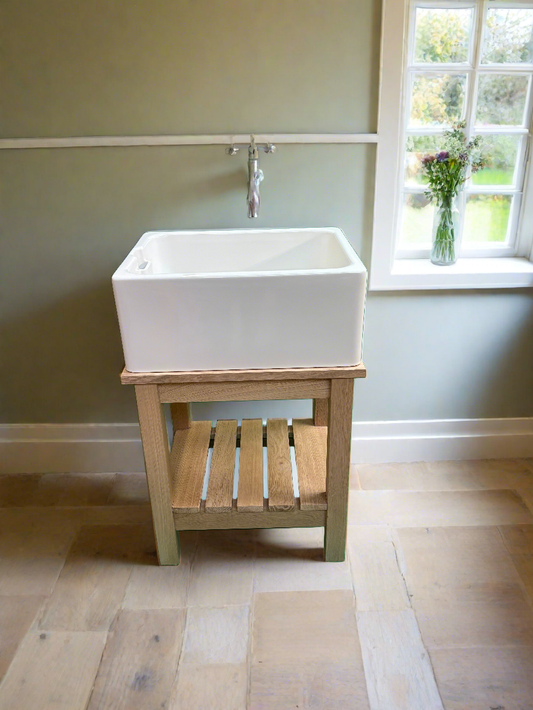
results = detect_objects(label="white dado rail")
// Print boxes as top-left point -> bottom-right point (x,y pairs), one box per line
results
0,133 -> 379,150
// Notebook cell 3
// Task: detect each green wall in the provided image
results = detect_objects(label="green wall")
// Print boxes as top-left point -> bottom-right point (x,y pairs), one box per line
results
1,0 -> 532,424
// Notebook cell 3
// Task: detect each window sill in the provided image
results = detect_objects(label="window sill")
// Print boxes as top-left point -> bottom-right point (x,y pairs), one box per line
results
369,257 -> 533,291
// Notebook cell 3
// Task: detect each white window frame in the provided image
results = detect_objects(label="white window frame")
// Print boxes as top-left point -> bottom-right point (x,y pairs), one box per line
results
370,0 -> 533,290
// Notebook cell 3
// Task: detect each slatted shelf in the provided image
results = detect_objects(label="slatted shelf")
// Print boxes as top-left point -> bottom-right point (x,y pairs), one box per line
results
169,417 -> 328,523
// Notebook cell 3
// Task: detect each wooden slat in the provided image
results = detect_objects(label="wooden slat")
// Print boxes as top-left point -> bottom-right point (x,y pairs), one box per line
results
237,419 -> 264,511
313,398 -> 329,426
205,420 -> 238,513
293,418 -> 327,510
267,419 -> 295,512
174,509 -> 325,530
121,363 -> 366,384
159,379 -> 330,403
170,402 -> 191,431
171,421 -> 212,513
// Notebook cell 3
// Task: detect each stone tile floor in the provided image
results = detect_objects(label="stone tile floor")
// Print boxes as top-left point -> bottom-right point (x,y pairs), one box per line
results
1,461 -> 533,709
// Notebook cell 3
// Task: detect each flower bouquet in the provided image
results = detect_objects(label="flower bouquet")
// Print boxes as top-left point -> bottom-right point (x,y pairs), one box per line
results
421,123 -> 486,265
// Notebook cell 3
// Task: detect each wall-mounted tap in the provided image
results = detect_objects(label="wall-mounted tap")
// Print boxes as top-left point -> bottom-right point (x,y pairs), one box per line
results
247,136 -> 263,219
226,135 -> 276,218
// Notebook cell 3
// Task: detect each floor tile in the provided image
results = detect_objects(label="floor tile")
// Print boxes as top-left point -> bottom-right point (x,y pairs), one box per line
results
348,525 -> 393,543
431,590 -> 533,643
430,459 -> 533,490
39,524 -> 154,631
33,473 -> 116,506
123,532 -> 196,610
182,605 -> 250,664
349,539 -> 410,611
356,462 -> 463,492
349,489 -> 533,527
251,591 -> 368,710
397,525 -> 533,647
187,530 -> 254,606
0,630 -> 106,710
171,664 -> 247,710
349,464 -> 361,490
414,592 -> 533,648
0,474 -> 41,507
253,590 -> 360,665
357,609 -> 443,710
254,527 -> 352,593
430,646 -> 533,710
87,609 -> 185,710
76,504 -> 152,526
498,526 -> 533,608
397,526 -> 522,604
499,524 -> 533,554
106,473 -> 149,505
0,508 -> 80,596
518,487 -> 533,515
0,596 -> 44,682
123,564 -> 189,610
250,661 -> 369,710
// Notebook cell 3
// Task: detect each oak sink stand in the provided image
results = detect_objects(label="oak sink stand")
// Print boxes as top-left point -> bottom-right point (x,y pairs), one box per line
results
121,364 -> 366,565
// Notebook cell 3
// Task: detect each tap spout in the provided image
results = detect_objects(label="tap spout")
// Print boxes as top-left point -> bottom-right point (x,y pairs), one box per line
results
247,135 -> 264,219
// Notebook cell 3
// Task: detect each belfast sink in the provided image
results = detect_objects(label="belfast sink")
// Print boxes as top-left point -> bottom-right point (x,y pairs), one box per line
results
112,228 -> 367,372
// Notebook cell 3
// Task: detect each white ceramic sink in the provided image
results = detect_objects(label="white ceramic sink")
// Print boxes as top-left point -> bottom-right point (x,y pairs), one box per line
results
112,228 -> 367,372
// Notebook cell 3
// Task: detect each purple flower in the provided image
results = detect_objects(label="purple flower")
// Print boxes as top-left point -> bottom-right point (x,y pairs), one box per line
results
422,154 -> 436,165
436,151 -> 449,162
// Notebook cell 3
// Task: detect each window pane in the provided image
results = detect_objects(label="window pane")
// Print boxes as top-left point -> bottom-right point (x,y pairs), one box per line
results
410,73 -> 466,127
482,8 -> 533,64
463,194 -> 512,243
405,135 -> 444,185
414,7 -> 473,64
471,134 -> 521,186
401,193 -> 434,245
475,74 -> 529,126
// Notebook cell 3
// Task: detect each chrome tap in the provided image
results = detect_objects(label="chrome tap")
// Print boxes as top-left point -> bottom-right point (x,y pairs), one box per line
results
247,135 -> 264,219
225,135 -> 276,218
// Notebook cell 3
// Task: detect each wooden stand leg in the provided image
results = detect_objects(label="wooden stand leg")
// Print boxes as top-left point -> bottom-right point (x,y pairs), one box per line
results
313,398 -> 329,426
170,402 -> 191,432
135,385 -> 180,565
324,379 -> 354,562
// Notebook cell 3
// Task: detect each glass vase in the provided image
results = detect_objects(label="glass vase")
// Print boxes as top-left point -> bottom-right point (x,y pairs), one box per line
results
431,194 -> 460,266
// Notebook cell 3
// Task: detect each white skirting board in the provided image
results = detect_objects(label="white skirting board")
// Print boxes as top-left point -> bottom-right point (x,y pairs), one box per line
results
0,424 -> 145,474
351,418 -> 533,463
1,419 -> 533,473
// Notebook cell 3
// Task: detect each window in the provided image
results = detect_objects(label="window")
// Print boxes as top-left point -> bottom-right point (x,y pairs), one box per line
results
371,0 -> 533,289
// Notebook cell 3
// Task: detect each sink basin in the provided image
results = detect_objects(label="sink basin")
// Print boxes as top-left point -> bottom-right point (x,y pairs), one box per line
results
112,228 -> 367,372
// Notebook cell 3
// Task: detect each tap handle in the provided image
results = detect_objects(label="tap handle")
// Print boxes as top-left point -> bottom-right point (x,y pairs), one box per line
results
264,143 -> 276,154
226,145 -> 239,156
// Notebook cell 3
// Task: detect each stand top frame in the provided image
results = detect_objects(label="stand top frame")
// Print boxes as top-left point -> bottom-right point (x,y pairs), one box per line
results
121,363 -> 366,385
